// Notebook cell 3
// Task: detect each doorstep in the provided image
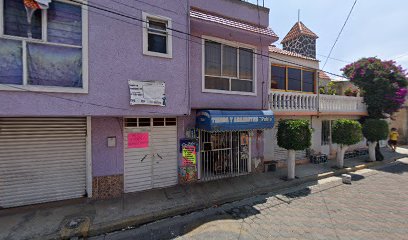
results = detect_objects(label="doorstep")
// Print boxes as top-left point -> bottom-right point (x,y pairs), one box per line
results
0,149 -> 405,240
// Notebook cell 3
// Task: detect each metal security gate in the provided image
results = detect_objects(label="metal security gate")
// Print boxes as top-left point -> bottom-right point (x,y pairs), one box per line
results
124,118 -> 178,193
0,118 -> 87,208
199,130 -> 250,181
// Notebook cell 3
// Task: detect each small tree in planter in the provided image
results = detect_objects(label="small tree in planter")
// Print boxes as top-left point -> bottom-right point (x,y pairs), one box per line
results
332,119 -> 363,168
277,119 -> 312,180
362,119 -> 389,161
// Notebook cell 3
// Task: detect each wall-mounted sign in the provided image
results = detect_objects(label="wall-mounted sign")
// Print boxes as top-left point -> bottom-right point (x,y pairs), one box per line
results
128,132 -> 149,148
196,110 -> 274,132
128,80 -> 166,106
182,146 -> 196,166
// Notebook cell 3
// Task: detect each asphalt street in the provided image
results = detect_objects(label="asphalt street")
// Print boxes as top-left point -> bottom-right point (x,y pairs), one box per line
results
91,159 -> 408,240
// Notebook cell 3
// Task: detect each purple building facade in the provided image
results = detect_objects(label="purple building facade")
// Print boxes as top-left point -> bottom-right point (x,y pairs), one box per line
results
0,0 -> 277,207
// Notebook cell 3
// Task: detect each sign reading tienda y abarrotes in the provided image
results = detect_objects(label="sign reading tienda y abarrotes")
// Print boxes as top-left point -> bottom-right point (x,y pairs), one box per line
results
128,80 -> 166,107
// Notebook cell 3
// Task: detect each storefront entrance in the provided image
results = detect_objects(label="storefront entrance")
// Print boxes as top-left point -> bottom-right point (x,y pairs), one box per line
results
199,130 -> 250,181
195,110 -> 275,182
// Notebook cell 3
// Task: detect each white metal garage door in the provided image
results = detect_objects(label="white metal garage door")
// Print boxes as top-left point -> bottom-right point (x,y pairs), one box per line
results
124,118 -> 178,193
0,118 -> 87,208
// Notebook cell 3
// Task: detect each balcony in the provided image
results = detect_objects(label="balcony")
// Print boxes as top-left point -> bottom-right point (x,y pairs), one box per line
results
270,92 -> 367,115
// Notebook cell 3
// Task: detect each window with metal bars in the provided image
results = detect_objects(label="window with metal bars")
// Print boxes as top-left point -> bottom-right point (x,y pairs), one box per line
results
321,120 -> 331,145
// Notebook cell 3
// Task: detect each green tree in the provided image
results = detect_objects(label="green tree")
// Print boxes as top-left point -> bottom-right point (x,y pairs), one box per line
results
342,58 -> 408,118
362,119 -> 389,161
332,119 -> 363,168
277,119 -> 312,179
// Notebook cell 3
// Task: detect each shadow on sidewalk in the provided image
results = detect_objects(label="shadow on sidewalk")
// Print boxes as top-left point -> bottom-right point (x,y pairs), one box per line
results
3,146 -> 408,240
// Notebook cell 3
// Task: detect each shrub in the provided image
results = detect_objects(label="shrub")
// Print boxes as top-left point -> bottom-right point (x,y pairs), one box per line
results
277,119 -> 312,151
344,87 -> 358,97
332,119 -> 363,146
362,119 -> 389,142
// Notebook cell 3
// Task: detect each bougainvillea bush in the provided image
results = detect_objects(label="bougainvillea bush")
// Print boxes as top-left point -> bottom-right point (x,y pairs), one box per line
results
342,58 -> 408,118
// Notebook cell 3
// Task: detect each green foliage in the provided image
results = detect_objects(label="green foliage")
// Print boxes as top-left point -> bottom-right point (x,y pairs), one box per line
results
362,119 -> 389,142
277,119 -> 312,151
344,87 -> 358,97
332,119 -> 363,146
342,57 -> 408,118
319,81 -> 337,95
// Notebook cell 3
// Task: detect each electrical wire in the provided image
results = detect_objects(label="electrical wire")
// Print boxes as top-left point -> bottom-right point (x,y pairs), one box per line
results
322,0 -> 357,70
0,0 -> 352,113
66,0 -> 347,78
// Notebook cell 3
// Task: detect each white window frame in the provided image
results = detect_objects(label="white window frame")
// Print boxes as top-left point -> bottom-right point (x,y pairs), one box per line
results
0,0 -> 88,93
202,36 -> 257,96
142,12 -> 172,59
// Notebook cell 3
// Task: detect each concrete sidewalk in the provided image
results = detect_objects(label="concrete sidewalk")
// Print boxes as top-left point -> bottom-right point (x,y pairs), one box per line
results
1,148 -> 406,240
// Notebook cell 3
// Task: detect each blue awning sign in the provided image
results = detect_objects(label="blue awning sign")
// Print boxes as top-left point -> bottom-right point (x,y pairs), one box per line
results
196,110 -> 274,132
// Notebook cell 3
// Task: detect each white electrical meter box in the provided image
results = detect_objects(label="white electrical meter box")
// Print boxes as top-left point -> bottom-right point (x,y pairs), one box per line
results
107,137 -> 116,147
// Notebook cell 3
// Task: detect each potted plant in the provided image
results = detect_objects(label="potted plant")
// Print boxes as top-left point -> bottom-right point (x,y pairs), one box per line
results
332,119 -> 363,168
277,119 -> 312,179
344,87 -> 358,97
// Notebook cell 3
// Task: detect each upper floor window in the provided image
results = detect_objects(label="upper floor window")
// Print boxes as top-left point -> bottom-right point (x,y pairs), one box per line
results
0,0 -> 86,93
142,12 -> 172,58
271,65 -> 316,93
204,39 -> 255,94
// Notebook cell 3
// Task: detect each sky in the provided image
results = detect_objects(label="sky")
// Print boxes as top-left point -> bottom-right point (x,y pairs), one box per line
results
257,0 -> 408,79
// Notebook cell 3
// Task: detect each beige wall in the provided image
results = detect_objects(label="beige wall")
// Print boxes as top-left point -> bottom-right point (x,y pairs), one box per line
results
390,107 -> 408,144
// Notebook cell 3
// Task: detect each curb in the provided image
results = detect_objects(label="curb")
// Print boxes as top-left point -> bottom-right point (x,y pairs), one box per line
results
76,159 -> 397,238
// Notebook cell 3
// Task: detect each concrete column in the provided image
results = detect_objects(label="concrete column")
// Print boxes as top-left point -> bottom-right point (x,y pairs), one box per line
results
263,129 -> 274,161
311,117 -> 322,154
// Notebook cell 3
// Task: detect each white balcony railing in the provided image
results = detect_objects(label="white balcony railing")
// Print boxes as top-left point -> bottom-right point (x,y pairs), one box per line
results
270,92 -> 318,112
270,92 -> 367,114
319,94 -> 366,113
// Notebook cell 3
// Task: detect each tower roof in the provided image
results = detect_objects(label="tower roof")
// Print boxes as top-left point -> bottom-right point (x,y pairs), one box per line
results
281,21 -> 318,44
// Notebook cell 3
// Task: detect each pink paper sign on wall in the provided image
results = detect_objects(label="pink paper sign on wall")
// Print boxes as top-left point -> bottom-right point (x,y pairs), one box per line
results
128,132 -> 149,148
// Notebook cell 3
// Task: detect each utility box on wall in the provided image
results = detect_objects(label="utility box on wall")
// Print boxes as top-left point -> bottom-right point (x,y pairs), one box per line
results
107,137 -> 116,148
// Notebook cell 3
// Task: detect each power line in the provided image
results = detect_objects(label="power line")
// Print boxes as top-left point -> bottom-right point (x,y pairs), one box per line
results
322,0 -> 357,70
317,53 -> 351,64
0,0 -> 352,113
108,0 -> 187,27
66,0 -> 346,79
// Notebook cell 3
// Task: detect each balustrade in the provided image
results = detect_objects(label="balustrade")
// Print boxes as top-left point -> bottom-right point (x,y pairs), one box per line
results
269,92 -> 366,113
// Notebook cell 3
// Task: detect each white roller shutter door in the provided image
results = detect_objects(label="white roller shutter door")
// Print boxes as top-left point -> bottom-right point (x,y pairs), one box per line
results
0,118 -> 87,208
